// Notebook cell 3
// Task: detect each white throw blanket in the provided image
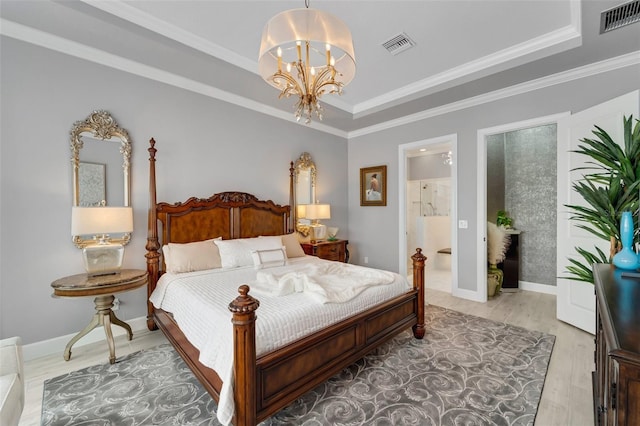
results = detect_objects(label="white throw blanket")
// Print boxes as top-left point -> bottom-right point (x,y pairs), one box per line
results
252,262 -> 395,303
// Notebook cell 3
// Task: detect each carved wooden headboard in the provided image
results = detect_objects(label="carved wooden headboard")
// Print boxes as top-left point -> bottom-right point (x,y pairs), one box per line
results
156,192 -> 291,244
145,138 -> 293,328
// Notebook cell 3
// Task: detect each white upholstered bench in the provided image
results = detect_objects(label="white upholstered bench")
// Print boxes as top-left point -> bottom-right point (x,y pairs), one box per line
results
0,336 -> 24,426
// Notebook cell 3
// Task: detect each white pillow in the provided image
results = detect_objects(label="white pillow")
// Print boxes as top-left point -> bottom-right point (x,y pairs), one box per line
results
279,233 -> 306,258
162,238 -> 222,273
251,247 -> 287,269
214,236 -> 283,268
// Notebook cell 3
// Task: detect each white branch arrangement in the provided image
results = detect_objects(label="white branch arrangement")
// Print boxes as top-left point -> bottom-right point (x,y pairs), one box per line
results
487,222 -> 511,265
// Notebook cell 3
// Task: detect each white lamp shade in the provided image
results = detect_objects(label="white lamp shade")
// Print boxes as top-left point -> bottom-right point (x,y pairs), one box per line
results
303,204 -> 331,220
72,207 -> 133,236
297,204 -> 307,219
258,8 -> 356,88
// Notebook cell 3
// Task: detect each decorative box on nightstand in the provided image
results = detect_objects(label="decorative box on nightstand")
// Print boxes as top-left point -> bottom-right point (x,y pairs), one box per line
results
301,239 -> 349,263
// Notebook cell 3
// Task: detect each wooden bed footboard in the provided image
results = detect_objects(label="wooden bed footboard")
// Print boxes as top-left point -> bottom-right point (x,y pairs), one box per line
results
243,250 -> 425,424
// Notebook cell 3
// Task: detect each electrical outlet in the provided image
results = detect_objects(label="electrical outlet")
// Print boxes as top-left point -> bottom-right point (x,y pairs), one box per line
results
364,256 -> 369,264
112,298 -> 120,311
458,220 -> 468,229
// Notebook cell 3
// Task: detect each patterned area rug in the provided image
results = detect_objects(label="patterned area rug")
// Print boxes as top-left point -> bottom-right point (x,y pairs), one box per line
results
42,305 -> 555,425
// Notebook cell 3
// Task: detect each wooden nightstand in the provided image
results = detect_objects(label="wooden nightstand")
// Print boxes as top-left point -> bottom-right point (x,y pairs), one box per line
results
51,269 -> 148,364
302,239 -> 349,263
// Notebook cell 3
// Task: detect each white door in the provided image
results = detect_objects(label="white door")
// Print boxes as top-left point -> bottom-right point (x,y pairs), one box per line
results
556,90 -> 639,334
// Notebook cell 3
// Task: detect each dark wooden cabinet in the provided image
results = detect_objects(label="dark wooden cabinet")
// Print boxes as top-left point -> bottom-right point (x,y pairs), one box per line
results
301,239 -> 349,263
593,263 -> 640,426
498,231 -> 520,290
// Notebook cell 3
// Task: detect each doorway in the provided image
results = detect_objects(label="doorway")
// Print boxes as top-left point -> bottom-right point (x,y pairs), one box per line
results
476,113 -> 567,301
398,135 -> 458,294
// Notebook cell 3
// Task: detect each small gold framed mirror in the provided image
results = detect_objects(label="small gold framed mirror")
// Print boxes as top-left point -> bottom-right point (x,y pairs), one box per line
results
293,152 -> 317,235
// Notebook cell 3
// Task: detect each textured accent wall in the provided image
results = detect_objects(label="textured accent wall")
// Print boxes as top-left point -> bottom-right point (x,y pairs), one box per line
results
504,125 -> 557,286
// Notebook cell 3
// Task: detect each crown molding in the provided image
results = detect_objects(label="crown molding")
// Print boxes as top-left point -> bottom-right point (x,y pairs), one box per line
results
82,0 -> 257,74
81,0 -> 354,114
0,19 -> 348,138
352,23 -> 582,117
348,51 -> 640,138
80,0 -> 582,118
2,11 -> 636,140
351,0 -> 582,116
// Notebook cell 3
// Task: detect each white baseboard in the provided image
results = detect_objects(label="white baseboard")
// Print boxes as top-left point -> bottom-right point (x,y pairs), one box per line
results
519,281 -> 557,295
451,286 -> 485,302
23,316 -> 148,362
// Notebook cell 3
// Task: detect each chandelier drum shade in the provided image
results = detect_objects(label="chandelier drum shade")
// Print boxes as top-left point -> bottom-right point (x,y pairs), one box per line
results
258,5 -> 356,124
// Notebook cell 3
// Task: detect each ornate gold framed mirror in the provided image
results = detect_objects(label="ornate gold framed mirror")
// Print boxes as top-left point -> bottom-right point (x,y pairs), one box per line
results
293,152 -> 317,235
70,110 -> 132,248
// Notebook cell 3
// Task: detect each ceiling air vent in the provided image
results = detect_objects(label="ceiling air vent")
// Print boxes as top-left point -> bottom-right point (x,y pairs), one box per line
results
600,0 -> 640,34
382,32 -> 416,55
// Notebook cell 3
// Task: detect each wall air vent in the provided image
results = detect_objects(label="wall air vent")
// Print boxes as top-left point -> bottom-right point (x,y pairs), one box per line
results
382,32 -> 416,55
600,0 -> 640,34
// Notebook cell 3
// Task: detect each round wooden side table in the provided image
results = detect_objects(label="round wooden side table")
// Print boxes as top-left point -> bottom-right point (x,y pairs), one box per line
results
51,269 -> 148,364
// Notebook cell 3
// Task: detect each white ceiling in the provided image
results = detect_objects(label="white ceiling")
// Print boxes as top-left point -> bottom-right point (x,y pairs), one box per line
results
1,0 -> 639,135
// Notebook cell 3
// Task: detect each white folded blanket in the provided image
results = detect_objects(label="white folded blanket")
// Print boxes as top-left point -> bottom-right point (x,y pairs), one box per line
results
252,262 -> 395,303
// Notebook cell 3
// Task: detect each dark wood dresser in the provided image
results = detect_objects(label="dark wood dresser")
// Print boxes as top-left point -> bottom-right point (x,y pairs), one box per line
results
301,239 -> 349,263
593,263 -> 640,426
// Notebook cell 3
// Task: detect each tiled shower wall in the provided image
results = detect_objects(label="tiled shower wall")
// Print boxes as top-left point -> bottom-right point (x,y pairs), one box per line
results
487,125 -> 557,287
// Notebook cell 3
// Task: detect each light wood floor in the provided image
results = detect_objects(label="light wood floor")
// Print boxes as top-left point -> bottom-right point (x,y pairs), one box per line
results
19,289 -> 593,426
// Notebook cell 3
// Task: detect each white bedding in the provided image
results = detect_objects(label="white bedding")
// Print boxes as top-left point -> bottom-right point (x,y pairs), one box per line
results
149,256 -> 411,425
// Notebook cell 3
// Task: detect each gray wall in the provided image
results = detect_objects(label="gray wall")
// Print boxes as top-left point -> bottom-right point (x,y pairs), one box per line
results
2,34 -> 639,345
408,152 -> 451,180
347,65 -> 640,294
0,38 -> 348,344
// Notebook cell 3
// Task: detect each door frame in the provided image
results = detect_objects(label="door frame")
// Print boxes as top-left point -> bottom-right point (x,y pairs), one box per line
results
398,134 -> 458,294
476,112 -> 569,302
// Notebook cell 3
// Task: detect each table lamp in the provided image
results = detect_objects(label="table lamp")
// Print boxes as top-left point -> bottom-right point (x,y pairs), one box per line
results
71,206 -> 133,276
302,204 -> 331,243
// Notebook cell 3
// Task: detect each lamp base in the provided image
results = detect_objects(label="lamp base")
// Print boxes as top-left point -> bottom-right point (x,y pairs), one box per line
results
83,242 -> 124,276
309,223 -> 327,244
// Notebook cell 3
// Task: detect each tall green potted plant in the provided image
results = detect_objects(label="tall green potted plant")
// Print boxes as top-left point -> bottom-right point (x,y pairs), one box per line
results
565,115 -> 640,283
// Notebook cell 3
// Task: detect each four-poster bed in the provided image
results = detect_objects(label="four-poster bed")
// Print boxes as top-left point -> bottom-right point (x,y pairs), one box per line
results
145,138 -> 426,425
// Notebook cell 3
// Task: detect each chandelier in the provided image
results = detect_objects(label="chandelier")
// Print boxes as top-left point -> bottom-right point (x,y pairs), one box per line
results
258,0 -> 356,124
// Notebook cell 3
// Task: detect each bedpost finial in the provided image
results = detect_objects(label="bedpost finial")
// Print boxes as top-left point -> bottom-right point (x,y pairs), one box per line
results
148,138 -> 157,159
229,285 -> 260,314
411,248 -> 427,263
